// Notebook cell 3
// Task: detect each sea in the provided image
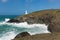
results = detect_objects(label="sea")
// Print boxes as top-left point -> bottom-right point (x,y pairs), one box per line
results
0,15 -> 50,40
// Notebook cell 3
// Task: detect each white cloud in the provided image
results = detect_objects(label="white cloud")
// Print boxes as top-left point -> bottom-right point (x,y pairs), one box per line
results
1,0 -> 8,3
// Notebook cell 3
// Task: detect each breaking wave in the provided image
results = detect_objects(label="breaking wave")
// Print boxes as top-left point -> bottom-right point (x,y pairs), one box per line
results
0,18 -> 48,28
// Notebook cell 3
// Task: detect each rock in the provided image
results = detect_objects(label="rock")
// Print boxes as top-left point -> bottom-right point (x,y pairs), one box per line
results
15,32 -> 30,37
48,12 -> 60,32
13,32 -> 30,40
13,32 -> 60,40
7,19 -> 20,23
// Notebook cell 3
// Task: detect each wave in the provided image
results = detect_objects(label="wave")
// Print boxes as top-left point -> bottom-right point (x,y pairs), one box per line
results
0,18 -> 50,33
0,18 -> 48,28
0,18 -> 50,40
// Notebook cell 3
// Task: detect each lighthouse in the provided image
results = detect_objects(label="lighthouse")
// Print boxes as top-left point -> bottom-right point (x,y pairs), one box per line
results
25,10 -> 28,14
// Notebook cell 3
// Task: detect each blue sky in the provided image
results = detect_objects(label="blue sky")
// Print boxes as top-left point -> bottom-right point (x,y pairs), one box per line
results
0,0 -> 60,15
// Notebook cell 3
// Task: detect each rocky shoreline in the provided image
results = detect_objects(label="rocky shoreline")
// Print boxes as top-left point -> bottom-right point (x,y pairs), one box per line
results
8,9 -> 60,40
12,32 -> 60,40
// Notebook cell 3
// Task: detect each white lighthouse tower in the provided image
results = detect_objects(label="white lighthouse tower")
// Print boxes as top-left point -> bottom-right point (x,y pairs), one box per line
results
25,10 -> 28,14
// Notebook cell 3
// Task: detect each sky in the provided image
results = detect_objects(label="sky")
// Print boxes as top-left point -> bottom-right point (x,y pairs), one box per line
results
0,0 -> 60,15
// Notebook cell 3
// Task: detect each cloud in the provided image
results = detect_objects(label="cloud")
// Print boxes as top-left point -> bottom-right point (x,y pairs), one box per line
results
1,0 -> 8,3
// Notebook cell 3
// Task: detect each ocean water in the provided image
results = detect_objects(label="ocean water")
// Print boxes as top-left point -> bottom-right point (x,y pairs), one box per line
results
0,15 -> 50,40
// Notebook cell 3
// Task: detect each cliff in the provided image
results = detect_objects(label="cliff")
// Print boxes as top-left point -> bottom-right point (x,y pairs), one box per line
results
8,9 -> 60,32
8,9 -> 60,40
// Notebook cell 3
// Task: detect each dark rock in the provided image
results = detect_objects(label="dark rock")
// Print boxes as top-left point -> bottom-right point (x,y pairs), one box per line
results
15,32 -> 30,38
7,19 -> 20,23
13,32 -> 30,40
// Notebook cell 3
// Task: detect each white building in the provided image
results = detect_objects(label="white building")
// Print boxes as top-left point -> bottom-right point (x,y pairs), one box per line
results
25,10 -> 28,14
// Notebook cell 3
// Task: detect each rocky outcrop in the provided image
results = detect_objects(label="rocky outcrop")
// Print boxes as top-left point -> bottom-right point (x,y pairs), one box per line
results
13,32 -> 60,40
8,9 -> 60,32
12,32 -> 30,40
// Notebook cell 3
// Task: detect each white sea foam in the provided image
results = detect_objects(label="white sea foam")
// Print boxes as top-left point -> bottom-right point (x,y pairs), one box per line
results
0,18 -> 48,28
0,31 -> 17,40
5,18 -> 10,22
0,18 -> 10,25
12,22 -> 50,35
0,18 -> 50,33
0,18 -> 50,40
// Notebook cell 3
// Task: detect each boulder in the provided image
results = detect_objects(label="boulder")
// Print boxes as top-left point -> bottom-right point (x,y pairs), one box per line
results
12,32 -> 30,40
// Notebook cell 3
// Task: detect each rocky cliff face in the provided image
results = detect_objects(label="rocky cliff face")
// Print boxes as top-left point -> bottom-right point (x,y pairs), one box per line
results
8,9 -> 60,32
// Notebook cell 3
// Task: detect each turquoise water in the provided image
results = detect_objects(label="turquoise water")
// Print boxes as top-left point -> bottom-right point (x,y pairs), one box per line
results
0,15 -> 18,36
0,15 -> 26,36
0,15 -> 49,40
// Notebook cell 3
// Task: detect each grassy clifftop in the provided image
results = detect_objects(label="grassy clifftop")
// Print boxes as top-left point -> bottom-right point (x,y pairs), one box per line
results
24,9 -> 60,17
